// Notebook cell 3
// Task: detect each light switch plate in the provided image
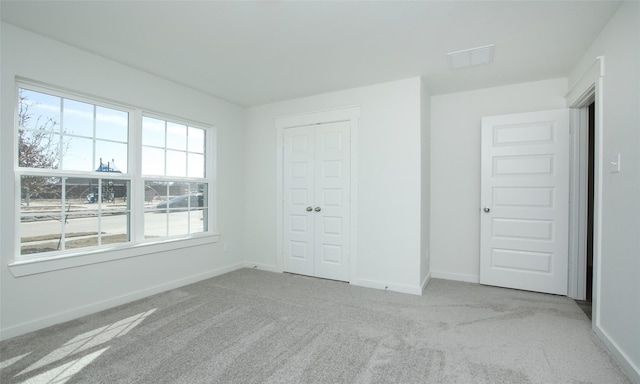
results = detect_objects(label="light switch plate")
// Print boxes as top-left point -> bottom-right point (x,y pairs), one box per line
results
610,153 -> 621,173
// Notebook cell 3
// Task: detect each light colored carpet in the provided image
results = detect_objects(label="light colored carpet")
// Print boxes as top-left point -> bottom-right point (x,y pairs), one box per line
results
0,268 -> 630,383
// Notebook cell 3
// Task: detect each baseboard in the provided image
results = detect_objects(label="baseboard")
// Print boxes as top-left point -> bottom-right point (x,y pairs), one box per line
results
594,324 -> 640,384
351,278 -> 423,295
431,270 -> 480,284
0,263 -> 245,341
242,262 -> 281,273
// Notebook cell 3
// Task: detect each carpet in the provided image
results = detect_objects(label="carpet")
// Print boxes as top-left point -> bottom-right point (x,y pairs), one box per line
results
0,268 -> 630,383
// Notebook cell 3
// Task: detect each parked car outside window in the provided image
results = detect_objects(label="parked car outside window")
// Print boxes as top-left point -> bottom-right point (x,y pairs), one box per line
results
156,195 -> 203,209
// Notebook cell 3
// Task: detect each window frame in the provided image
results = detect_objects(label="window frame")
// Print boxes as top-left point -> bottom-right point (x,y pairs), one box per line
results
9,81 -> 218,277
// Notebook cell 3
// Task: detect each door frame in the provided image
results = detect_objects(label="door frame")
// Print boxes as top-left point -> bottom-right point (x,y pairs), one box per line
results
566,57 -> 604,327
275,106 -> 360,282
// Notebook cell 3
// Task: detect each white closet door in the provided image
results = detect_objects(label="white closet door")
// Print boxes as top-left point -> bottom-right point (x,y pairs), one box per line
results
283,126 -> 315,277
314,121 -> 350,281
283,121 -> 350,281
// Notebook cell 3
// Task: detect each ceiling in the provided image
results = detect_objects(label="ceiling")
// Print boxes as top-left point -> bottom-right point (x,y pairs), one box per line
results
1,1 -> 621,107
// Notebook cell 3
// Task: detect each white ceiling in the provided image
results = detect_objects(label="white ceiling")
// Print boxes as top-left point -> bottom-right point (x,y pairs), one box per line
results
1,1 -> 621,107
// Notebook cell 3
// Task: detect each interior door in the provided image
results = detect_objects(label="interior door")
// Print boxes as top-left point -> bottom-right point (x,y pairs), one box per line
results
480,109 -> 570,295
283,121 -> 350,281
283,126 -> 315,277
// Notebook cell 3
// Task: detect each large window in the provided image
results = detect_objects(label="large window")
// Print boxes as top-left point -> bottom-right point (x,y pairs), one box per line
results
16,83 -> 213,260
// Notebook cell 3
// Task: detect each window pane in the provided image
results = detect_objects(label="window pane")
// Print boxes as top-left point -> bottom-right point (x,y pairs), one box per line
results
144,211 -> 167,239
21,176 -> 62,207
64,213 -> 99,250
62,136 -> 94,171
143,181 -> 207,237
167,122 -> 187,151
65,177 -> 128,205
187,153 -> 205,178
199,183 -> 208,208
20,176 -> 62,254
18,129 -> 61,169
168,211 -> 189,236
144,181 -> 168,239
188,127 -> 205,153
96,106 -> 128,142
63,99 -> 94,138
21,213 -> 63,255
144,181 -> 168,207
190,209 -> 206,233
142,117 -> 165,147
102,211 -> 130,245
105,179 -> 129,205
199,183 -> 208,233
63,177 -> 130,250
20,90 -> 129,177
95,141 -> 127,173
141,147 -> 165,176
65,177 -> 99,204
19,89 -> 60,132
166,150 -> 186,177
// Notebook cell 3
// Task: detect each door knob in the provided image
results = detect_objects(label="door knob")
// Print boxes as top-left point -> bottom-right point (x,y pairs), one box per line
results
306,206 -> 313,212
314,207 -> 321,212
483,207 -> 491,213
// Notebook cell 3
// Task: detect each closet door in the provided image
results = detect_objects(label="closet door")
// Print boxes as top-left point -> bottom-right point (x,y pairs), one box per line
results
283,121 -> 350,281
283,125 -> 315,277
314,121 -> 350,281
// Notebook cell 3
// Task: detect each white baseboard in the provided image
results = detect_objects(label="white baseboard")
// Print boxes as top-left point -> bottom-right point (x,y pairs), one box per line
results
0,263 -> 245,341
242,262 -> 281,273
594,324 -> 640,384
351,278 -> 423,295
430,270 -> 480,284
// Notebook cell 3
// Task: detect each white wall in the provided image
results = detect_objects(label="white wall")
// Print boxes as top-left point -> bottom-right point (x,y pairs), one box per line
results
0,24 -> 246,339
245,78 -> 425,293
568,2 -> 640,381
430,78 -> 568,282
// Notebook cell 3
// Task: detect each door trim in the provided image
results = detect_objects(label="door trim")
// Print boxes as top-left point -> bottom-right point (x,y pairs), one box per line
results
276,106 -> 360,283
566,57 -> 603,326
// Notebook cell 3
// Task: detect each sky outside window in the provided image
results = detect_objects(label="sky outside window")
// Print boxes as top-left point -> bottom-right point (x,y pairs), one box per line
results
19,88 -> 129,173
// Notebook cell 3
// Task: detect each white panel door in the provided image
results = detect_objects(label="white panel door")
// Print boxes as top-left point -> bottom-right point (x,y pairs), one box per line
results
283,121 -> 350,281
283,126 -> 315,276
314,121 -> 350,281
480,109 -> 570,295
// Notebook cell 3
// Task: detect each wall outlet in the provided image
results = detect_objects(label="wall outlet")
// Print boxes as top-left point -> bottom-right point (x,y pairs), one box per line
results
223,242 -> 229,253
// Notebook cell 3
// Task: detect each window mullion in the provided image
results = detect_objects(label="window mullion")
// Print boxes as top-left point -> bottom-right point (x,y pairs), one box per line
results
59,98 -> 64,170
60,177 -> 66,251
131,109 -> 144,243
92,105 -> 97,171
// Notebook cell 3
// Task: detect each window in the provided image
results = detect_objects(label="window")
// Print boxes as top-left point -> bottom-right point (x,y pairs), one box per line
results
141,116 -> 209,239
16,83 -> 214,260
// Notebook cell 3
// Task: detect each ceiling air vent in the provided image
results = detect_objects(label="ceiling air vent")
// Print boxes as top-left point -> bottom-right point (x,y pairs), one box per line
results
447,44 -> 495,69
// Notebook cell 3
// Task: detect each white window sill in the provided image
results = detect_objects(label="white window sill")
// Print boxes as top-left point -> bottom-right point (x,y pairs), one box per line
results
8,233 -> 220,277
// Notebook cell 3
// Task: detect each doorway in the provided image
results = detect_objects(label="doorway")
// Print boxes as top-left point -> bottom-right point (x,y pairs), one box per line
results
575,102 -> 595,319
